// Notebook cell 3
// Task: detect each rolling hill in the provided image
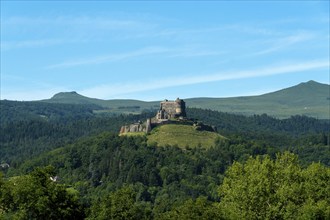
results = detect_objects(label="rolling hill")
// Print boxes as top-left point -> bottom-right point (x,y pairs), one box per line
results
41,80 -> 329,119
185,80 -> 330,119
44,91 -> 159,114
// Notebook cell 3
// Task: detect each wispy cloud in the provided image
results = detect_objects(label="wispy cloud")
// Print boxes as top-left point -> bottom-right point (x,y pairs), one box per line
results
1,39 -> 82,51
252,32 -> 315,56
80,59 -> 329,99
131,24 -> 280,41
1,15 -> 155,50
1,88 -> 67,101
46,47 -> 171,69
169,49 -> 225,58
1,74 -> 68,101
46,46 -> 225,69
2,16 -> 151,30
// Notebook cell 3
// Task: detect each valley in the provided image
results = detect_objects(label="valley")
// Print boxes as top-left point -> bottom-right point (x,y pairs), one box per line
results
0,80 -> 329,219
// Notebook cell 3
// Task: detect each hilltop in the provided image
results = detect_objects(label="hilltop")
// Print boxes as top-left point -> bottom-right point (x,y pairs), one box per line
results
147,124 -> 224,148
118,98 -> 221,148
121,124 -> 224,149
41,80 -> 329,119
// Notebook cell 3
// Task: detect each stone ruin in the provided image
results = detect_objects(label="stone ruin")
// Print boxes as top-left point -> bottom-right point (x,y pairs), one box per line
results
119,98 -> 218,135
120,119 -> 152,134
120,98 -> 186,135
156,98 -> 186,120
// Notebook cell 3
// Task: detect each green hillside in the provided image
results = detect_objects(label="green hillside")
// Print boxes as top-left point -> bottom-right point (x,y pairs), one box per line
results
42,80 -> 330,118
46,91 -> 105,105
43,91 -> 159,114
185,81 -> 330,119
147,124 -> 224,148
1,104 -> 329,219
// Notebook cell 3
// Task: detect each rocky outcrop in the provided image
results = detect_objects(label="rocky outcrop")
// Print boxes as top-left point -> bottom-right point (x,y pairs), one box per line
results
146,118 -> 152,133
120,123 -> 144,134
193,122 -> 217,132
119,119 -> 152,134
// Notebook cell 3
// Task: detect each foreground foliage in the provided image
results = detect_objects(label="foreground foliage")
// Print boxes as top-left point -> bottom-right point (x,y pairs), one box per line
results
1,149 -> 329,219
0,166 -> 84,219
219,152 -> 330,219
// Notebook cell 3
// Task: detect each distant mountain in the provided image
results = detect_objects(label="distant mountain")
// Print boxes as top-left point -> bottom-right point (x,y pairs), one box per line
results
185,80 -> 330,119
49,91 -> 101,105
42,80 -> 330,119
44,91 -> 159,114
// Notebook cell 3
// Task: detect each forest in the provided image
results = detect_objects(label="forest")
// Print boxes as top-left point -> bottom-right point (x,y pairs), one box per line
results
0,100 -> 329,219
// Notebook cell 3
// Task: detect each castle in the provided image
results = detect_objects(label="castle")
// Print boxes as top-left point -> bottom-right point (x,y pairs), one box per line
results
120,98 -> 186,134
156,98 -> 186,120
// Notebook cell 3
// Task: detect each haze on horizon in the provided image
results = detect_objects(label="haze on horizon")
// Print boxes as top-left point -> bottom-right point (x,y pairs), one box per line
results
1,1 -> 329,101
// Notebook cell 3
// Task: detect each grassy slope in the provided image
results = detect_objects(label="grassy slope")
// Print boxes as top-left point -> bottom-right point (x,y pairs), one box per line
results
186,81 -> 330,119
147,124 -> 224,148
120,132 -> 146,137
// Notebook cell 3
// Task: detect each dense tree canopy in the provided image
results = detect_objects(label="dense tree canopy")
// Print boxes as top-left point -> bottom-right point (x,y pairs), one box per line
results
1,101 -> 329,219
2,152 -> 329,219
0,166 -> 84,219
219,152 -> 330,219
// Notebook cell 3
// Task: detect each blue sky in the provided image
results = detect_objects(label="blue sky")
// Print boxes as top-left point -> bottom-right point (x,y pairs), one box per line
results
1,1 -> 329,101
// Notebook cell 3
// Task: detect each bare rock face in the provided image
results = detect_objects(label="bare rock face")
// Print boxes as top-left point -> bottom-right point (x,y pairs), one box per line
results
120,124 -> 143,134
120,119 -> 152,134
120,126 -> 126,134
146,118 -> 152,133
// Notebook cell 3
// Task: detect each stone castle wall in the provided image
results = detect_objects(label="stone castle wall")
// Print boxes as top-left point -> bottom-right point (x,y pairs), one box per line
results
119,118 -> 152,134
156,98 -> 186,120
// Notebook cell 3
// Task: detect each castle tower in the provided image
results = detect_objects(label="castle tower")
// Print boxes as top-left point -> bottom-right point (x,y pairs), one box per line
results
175,98 -> 186,117
157,98 -> 186,120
